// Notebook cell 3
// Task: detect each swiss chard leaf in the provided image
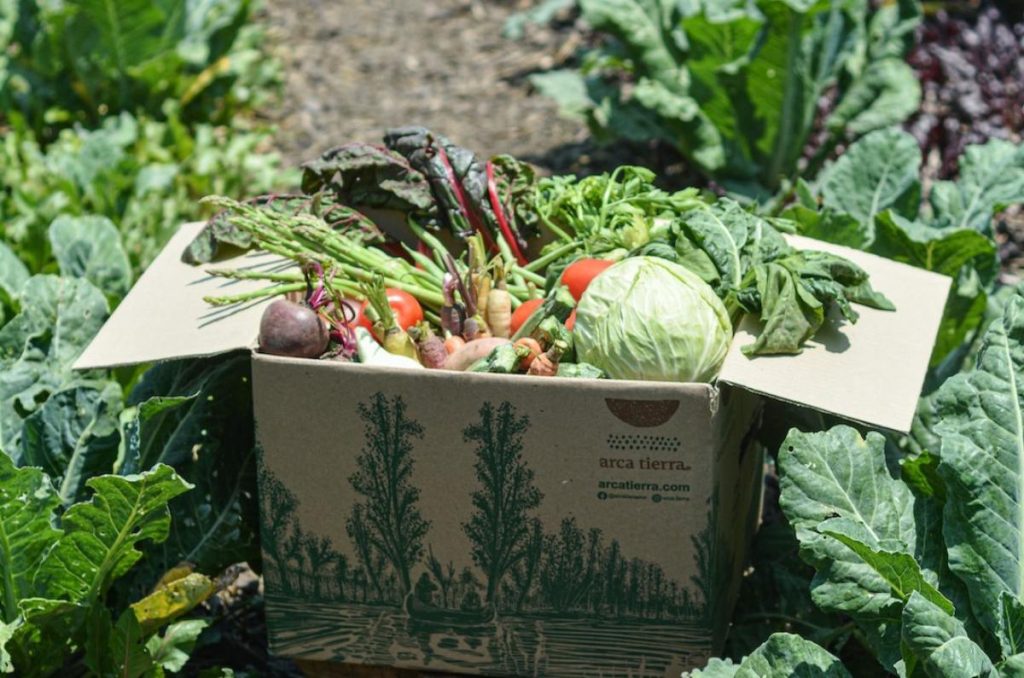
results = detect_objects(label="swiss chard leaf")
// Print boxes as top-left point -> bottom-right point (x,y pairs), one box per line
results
935,290 -> 1024,639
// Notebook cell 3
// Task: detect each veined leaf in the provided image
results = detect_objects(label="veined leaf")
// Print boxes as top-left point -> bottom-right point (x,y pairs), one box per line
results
0,275 -> 109,455
145,618 -> 208,673
783,204 -> 871,249
779,427 -> 916,620
0,242 -> 28,313
999,592 -> 1024,658
112,355 -> 259,604
901,591 -> 996,677
929,138 -> 1024,233
48,215 -> 132,300
689,633 -> 851,677
0,619 -> 16,673
822,530 -> 953,614
35,463 -> 192,604
936,290 -> 1024,638
20,383 -> 123,505
827,58 -> 921,136
818,127 -> 921,236
870,211 -> 997,282
0,454 -> 60,622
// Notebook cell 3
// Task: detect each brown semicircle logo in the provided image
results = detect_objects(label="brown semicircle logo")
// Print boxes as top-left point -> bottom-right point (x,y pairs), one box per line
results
604,398 -> 681,427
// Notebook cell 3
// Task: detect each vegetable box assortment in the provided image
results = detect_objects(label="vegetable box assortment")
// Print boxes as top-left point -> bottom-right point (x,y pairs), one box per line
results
76,128 -> 950,676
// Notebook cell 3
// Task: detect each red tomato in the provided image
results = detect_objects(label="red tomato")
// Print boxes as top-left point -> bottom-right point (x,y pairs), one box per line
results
561,258 -> 614,301
343,289 -> 423,332
565,309 -> 576,331
510,298 -> 543,335
385,288 -> 424,329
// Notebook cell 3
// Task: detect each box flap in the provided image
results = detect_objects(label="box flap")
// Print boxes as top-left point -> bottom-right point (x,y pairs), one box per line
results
74,222 -> 282,369
718,235 -> 951,433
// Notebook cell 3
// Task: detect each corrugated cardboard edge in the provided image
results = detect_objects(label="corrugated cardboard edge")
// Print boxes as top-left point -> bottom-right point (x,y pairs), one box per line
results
718,234 -> 951,434
73,222 -> 277,370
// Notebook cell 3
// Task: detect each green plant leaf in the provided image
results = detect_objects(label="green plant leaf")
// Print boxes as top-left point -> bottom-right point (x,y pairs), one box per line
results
779,427 -> 916,619
0,242 -> 28,312
47,215 -> 132,300
35,463 -> 192,604
822,530 -> 953,613
999,592 -> 1024,658
818,127 -> 921,236
901,590 -> 996,677
827,58 -> 921,136
0,454 -> 60,623
690,633 -> 851,677
145,618 -> 208,673
929,138 -> 1024,233
783,204 -> 871,249
0,619 -> 16,673
935,290 -> 1024,638
0,275 -> 109,455
111,355 -> 259,604
19,383 -> 123,505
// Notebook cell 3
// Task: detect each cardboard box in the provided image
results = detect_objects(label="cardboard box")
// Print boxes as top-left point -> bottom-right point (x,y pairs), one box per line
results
76,222 -> 950,677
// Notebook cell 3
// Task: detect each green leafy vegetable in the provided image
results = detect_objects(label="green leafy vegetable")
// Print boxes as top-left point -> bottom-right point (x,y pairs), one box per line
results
532,0 -> 921,192
689,633 -> 851,677
47,215 -> 132,301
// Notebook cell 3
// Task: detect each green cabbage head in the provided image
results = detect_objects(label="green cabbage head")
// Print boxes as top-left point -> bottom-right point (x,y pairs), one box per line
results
574,256 -> 732,383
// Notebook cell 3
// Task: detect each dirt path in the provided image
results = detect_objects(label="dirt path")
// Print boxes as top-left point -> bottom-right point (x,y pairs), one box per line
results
263,0 -> 588,170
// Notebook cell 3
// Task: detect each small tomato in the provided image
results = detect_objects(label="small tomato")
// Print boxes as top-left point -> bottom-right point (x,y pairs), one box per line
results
561,258 -> 615,301
510,298 -> 543,335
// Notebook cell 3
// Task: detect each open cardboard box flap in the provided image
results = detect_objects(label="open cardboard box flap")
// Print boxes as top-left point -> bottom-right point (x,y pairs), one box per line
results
75,223 -> 950,433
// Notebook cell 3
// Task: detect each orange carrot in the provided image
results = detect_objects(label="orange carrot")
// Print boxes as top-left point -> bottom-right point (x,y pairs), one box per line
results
527,340 -> 568,377
514,337 -> 542,370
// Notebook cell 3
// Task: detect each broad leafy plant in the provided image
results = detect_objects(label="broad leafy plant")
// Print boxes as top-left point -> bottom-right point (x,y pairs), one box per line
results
531,0 -> 921,195
695,282 -> 1024,675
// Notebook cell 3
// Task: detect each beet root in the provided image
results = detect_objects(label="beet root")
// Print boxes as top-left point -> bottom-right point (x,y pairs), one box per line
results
258,299 -> 329,359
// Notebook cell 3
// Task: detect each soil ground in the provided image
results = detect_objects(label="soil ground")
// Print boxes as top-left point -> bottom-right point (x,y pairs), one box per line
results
263,0 -> 588,170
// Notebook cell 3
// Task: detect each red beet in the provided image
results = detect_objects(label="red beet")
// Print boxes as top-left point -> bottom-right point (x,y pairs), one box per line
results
258,299 -> 329,359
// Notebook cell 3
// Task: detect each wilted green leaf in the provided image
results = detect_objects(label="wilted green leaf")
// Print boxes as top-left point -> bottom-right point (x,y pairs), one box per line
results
901,591 -> 996,677
129,572 -> 214,634
48,215 -> 132,300
818,127 -> 921,234
35,464 -> 192,604
936,291 -> 1024,638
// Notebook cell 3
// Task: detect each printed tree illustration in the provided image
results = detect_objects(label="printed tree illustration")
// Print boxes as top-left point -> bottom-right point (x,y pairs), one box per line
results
426,545 -> 456,608
539,517 -> 601,612
347,504 -> 386,601
284,525 -> 307,596
303,533 -> 335,599
256,459 -> 299,592
347,393 -> 430,598
506,518 -> 543,612
462,401 -> 543,607
334,552 -> 350,602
